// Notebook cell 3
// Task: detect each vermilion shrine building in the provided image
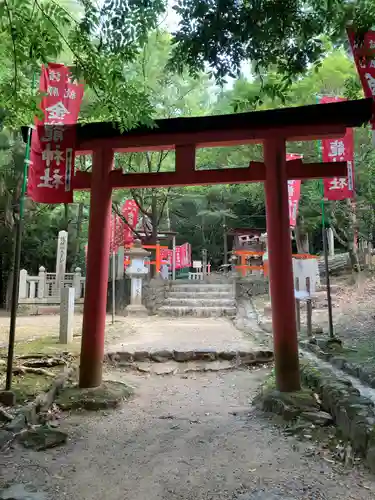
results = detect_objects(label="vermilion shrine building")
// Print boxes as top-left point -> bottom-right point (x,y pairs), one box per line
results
35,98 -> 373,392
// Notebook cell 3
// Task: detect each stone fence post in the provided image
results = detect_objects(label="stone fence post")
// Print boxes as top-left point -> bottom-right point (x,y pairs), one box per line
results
38,266 -> 46,298
19,269 -> 28,299
73,267 -> 82,299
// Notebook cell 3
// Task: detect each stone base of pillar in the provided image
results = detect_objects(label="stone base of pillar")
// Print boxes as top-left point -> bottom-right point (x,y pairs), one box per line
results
125,304 -> 149,317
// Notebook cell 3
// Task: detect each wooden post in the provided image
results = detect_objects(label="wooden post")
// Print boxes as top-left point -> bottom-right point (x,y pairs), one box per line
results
264,138 -> 300,392
241,254 -> 246,277
155,241 -> 161,275
295,277 -> 301,333
306,277 -> 313,338
79,148 -> 113,388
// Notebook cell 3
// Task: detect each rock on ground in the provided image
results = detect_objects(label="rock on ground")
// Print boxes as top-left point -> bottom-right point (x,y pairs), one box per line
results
0,368 -> 374,500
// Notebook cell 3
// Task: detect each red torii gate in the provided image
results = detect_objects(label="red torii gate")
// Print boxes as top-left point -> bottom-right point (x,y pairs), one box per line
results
65,98 -> 372,392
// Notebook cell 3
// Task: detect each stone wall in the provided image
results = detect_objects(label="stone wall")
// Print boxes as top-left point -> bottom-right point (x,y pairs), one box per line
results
235,276 -> 269,299
143,278 -> 168,314
301,360 -> 375,472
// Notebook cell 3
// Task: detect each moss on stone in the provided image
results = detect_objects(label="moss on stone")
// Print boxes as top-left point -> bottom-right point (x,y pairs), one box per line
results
55,380 -> 134,411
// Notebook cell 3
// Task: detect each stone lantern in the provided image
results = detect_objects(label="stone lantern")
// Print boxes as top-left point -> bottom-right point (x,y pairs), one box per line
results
125,239 -> 150,317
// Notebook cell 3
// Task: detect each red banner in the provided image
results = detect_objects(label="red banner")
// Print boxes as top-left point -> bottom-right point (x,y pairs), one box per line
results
160,248 -> 172,266
123,200 -> 139,245
28,64 -> 84,203
180,242 -> 192,268
109,213 -> 124,253
160,243 -> 191,269
320,96 -> 355,200
347,30 -> 375,103
286,153 -> 302,227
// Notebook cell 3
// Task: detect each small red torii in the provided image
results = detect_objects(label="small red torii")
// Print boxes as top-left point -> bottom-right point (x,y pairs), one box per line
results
56,98 -> 373,392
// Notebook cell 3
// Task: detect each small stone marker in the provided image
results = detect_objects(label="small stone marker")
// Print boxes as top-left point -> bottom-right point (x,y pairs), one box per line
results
59,287 -> 75,344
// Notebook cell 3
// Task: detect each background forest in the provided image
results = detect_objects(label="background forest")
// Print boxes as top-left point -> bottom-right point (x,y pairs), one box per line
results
0,0 -> 374,307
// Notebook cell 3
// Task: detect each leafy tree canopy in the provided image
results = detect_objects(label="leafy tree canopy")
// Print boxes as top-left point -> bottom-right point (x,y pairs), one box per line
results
169,0 -> 375,87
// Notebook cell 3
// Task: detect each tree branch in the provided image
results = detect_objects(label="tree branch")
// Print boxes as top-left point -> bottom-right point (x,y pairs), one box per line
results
4,0 -> 17,96
157,188 -> 171,226
130,189 -> 151,217
330,225 -> 347,248
111,203 -> 142,239
156,150 -> 170,172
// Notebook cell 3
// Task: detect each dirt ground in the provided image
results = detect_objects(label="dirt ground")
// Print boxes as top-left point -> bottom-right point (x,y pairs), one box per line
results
1,367 -> 375,500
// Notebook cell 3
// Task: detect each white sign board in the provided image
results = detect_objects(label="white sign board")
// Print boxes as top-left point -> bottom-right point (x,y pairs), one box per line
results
293,258 -> 320,294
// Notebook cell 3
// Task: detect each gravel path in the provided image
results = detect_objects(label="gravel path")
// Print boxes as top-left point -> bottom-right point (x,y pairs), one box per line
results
1,368 -> 374,499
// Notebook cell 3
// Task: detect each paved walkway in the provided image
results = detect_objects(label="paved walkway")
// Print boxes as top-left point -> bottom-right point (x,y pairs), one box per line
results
0,313 -> 258,354
107,317 -> 258,353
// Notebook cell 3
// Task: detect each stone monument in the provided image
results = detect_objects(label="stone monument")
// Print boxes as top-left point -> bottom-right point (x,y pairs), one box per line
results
125,240 -> 150,317
59,287 -> 75,343
56,230 -> 68,292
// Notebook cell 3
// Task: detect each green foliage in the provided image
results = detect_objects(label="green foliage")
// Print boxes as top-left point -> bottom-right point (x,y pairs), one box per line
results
0,0 -> 166,129
169,0 -> 375,89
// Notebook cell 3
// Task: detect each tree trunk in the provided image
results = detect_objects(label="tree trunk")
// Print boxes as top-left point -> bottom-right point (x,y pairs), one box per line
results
223,215 -> 228,265
294,222 -> 309,253
150,192 -> 158,278
71,203 -> 84,271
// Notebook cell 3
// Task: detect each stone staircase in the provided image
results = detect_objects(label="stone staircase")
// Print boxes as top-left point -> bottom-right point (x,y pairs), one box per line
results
158,282 -> 236,317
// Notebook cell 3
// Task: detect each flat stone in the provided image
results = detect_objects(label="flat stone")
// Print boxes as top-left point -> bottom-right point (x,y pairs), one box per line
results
135,363 -> 152,373
150,350 -> 173,362
218,351 -> 237,361
300,410 -> 333,426
152,363 -> 177,375
0,391 -> 16,407
193,350 -> 217,361
117,352 -> 134,362
184,360 -> 233,373
0,484 -> 46,500
203,360 -> 233,372
173,350 -> 195,362
133,351 -> 150,362
18,427 -> 67,451
55,381 -> 133,411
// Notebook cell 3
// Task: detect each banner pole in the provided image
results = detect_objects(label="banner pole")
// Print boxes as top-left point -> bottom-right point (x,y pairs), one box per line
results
5,72 -> 37,392
112,250 -> 116,325
316,95 -> 334,340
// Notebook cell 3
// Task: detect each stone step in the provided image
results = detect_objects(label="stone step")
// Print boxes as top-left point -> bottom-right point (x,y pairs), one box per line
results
165,298 -> 236,307
169,284 -> 233,293
158,306 -> 237,318
168,290 -> 234,299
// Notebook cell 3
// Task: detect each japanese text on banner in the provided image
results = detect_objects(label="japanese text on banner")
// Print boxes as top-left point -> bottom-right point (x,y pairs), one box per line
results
347,30 -> 375,102
320,96 -> 355,201
286,153 -> 302,227
27,63 -> 84,204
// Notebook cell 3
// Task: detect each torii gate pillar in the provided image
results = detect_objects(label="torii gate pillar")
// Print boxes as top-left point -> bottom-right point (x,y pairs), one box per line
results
79,149 -> 113,388
264,138 -> 300,391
